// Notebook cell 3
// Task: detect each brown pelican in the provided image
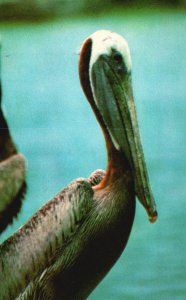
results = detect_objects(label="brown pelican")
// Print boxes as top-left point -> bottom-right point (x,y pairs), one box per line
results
0,30 -> 157,299
0,42 -> 26,234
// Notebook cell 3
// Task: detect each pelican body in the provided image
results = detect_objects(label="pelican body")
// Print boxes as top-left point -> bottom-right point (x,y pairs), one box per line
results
0,42 -> 26,233
0,30 -> 157,299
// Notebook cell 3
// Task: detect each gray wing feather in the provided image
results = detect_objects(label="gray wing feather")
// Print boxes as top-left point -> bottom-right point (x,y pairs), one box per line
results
0,153 -> 26,213
0,178 -> 93,300
0,153 -> 26,234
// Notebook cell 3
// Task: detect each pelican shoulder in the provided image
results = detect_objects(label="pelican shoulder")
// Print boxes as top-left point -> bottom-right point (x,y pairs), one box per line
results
0,174 -> 104,299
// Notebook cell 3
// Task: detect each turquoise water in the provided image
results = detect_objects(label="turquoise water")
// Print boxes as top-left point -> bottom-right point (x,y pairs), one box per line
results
0,9 -> 186,299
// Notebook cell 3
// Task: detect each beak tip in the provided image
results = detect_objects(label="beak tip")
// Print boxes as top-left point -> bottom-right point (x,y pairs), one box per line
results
148,209 -> 158,223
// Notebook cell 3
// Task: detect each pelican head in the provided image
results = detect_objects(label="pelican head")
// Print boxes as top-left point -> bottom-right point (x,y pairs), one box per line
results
79,30 -> 157,223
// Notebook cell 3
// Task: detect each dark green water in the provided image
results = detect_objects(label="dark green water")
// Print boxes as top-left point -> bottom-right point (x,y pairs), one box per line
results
0,9 -> 186,299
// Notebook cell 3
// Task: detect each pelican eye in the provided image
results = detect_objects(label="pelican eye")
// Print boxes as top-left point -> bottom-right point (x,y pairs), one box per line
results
111,50 -> 128,75
113,53 -> 123,64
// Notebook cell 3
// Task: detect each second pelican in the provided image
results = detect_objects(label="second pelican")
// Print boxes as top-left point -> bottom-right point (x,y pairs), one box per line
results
0,42 -> 26,234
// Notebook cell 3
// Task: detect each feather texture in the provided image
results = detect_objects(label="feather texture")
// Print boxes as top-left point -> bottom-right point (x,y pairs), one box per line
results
0,171 -> 106,299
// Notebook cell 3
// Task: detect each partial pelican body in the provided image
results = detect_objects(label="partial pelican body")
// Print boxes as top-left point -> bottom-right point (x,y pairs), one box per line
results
0,30 -> 157,299
0,42 -> 26,233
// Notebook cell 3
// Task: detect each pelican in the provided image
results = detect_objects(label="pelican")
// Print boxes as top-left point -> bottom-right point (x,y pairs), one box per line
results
0,41 -> 26,234
0,30 -> 157,299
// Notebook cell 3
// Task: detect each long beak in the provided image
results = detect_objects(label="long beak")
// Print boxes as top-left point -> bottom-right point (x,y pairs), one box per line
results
90,55 -> 157,223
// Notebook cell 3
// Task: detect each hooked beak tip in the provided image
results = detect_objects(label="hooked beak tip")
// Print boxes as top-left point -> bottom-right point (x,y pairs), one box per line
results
148,209 -> 158,223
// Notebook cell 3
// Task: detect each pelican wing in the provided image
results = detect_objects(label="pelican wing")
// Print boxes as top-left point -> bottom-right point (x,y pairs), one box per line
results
0,174 -> 104,299
0,154 -> 26,233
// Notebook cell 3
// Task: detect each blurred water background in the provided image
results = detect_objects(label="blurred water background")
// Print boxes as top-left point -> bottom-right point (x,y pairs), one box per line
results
0,1 -> 186,299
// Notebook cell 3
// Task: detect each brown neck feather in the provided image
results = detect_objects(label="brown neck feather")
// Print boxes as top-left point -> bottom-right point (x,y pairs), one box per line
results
79,37 -> 132,188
